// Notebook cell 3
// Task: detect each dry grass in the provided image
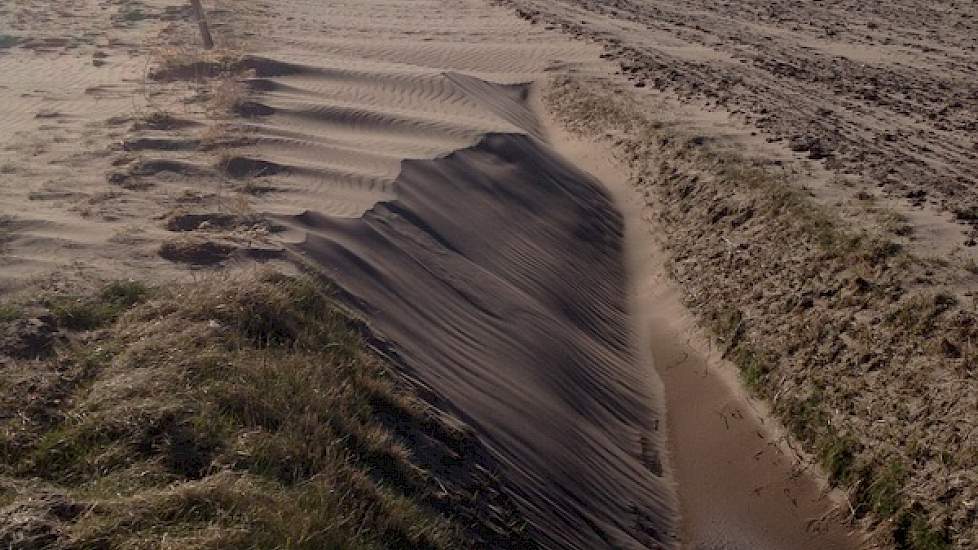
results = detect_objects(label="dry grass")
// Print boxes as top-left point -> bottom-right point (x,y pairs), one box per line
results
0,304 -> 20,324
150,46 -> 240,83
43,280 -> 151,331
963,257 -> 978,275
133,110 -> 180,131
158,236 -> 234,265
0,272 -> 474,549
209,77 -> 248,116
878,209 -> 915,237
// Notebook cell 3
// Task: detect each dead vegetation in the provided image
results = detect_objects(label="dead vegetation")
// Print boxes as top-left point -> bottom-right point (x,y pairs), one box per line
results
0,271 -> 535,549
158,236 -> 234,265
131,110 -> 196,132
545,77 -> 976,549
164,211 -> 263,233
208,78 -> 248,116
148,43 -> 252,119
149,45 -> 241,84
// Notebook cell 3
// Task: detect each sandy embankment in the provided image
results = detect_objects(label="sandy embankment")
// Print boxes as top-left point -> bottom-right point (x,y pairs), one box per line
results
2,0 -> 867,548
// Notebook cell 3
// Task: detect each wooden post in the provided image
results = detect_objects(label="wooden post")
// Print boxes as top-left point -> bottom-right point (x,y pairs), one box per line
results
189,0 -> 214,50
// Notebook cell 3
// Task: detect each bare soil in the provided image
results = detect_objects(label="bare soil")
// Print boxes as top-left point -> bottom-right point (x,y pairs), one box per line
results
496,0 -> 978,251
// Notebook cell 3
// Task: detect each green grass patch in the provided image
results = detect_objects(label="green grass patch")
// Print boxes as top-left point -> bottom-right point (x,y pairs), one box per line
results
22,422 -> 120,483
45,280 -> 151,330
99,280 -> 152,308
731,344 -> 769,393
118,3 -> 147,22
0,303 -> 21,323
864,461 -> 906,518
817,432 -> 861,486
894,510 -> 951,550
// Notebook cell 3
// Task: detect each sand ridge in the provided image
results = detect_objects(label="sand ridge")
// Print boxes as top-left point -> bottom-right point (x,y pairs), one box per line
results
286,133 -> 676,548
216,0 -> 867,547
216,1 -> 678,547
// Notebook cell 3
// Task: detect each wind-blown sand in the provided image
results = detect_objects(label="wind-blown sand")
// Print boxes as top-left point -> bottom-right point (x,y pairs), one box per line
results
218,2 -> 675,547
542,114 -> 859,550
289,133 -> 675,548
1,0 -> 873,548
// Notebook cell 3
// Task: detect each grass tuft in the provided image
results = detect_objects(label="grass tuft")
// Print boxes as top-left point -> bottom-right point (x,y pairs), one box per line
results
45,280 -> 151,331
99,280 -> 152,309
894,510 -> 951,550
864,461 -> 906,518
0,304 -> 21,323
817,433 -> 860,486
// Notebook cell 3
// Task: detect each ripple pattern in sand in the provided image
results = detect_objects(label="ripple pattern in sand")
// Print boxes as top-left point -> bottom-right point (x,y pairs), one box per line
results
214,1 -> 677,547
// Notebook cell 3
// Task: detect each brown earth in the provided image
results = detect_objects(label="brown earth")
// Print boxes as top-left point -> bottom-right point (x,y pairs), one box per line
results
495,0 -> 978,256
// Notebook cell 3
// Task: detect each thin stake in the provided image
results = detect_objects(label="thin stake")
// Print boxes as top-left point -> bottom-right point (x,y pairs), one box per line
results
189,0 -> 214,50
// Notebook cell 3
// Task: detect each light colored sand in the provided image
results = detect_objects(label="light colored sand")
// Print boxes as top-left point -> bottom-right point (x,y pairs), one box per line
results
0,0 -> 205,293
213,0 -> 593,219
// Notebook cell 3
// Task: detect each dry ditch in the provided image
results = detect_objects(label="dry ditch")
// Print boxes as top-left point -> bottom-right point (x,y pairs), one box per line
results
543,76 -> 977,549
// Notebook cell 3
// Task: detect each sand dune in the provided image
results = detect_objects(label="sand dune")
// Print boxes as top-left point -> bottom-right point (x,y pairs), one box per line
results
194,2 -> 678,547
140,0 -> 863,547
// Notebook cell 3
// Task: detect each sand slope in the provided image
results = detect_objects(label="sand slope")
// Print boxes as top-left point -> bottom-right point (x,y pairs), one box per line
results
285,133 -> 675,548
